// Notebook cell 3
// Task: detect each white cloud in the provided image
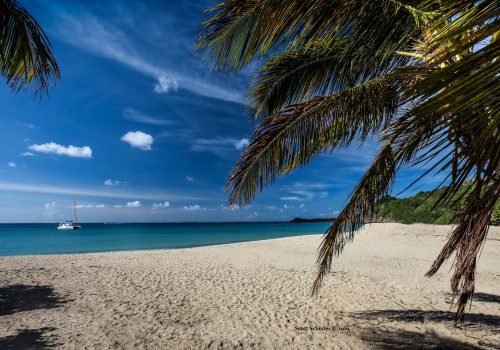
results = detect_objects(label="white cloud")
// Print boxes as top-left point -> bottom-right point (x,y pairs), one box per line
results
289,182 -> 333,190
114,204 -> 123,208
280,196 -> 301,201
7,162 -> 16,168
21,152 -> 35,156
52,13 -> 242,103
75,203 -> 106,209
44,202 -> 56,210
152,201 -> 170,209
266,206 -> 276,210
154,76 -> 178,93
75,204 -> 93,209
104,179 -> 126,186
279,182 -> 338,201
123,108 -> 172,126
186,176 -> 194,182
183,204 -> 201,211
126,201 -> 142,207
43,201 -> 57,217
121,131 -> 153,150
190,137 -> 251,157
220,203 -> 240,211
23,123 -> 38,129
28,142 -> 92,159
234,138 -> 249,150
299,204 -> 305,208
246,211 -> 259,220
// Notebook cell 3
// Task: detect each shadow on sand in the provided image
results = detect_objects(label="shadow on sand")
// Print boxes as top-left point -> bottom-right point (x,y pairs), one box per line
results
360,328 -> 482,350
0,284 -> 67,316
0,284 -> 66,349
354,309 -> 500,327
473,292 -> 500,304
0,328 -> 58,349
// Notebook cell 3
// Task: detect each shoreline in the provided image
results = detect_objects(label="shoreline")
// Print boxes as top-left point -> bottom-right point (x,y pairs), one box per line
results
0,233 -> 324,258
2,223 -> 499,258
1,223 -> 499,349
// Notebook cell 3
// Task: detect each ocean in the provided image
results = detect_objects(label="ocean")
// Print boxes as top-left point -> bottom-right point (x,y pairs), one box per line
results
0,222 -> 331,256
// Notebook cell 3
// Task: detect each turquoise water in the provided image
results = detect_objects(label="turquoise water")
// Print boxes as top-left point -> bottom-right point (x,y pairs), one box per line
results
0,222 -> 331,256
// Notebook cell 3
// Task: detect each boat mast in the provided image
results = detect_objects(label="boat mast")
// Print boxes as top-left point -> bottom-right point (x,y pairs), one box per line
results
73,196 -> 78,224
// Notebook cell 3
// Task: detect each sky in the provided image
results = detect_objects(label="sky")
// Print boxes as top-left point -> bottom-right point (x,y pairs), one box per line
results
0,0 -> 443,223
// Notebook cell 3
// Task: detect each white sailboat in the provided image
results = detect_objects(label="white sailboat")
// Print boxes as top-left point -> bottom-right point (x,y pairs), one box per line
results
57,197 -> 81,230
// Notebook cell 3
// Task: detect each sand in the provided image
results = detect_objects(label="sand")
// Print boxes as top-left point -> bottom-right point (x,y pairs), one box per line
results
0,223 -> 499,349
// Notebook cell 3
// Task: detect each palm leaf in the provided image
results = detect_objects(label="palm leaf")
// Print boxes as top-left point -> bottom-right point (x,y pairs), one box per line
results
227,76 -> 399,206
198,0 -> 432,71
312,144 -> 397,293
248,38 -> 404,118
426,179 -> 500,323
0,0 -> 60,96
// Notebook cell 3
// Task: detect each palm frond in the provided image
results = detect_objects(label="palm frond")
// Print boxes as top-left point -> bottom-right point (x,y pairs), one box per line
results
394,38 -> 500,203
426,178 -> 500,323
424,0 -> 499,62
248,38 -> 403,118
227,76 -> 399,206
0,0 -> 60,96
197,0 -> 432,71
312,144 -> 397,294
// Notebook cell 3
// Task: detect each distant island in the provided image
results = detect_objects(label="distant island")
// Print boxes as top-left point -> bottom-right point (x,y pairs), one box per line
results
290,217 -> 336,223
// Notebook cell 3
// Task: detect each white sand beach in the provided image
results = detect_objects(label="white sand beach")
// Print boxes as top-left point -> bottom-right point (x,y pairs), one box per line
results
1,223 -> 499,349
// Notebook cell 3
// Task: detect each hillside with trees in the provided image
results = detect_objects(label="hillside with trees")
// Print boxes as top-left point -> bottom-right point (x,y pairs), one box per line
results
375,186 -> 500,225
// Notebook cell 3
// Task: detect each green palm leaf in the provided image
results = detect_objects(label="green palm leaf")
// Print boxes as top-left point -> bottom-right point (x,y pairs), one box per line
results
248,38 -> 403,118
228,76 -> 399,205
312,143 -> 397,293
0,0 -> 60,96
198,0 -> 431,70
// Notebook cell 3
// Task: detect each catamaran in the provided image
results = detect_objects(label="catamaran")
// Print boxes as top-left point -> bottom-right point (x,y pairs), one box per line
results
57,197 -> 81,230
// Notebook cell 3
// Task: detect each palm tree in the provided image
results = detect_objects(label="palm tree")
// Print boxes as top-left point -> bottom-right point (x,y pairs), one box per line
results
198,0 -> 499,323
1,0 -> 59,96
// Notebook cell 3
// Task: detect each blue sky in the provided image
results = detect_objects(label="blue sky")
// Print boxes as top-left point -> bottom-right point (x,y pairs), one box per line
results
0,0 -> 442,223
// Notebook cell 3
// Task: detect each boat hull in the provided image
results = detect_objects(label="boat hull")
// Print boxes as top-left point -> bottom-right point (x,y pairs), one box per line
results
57,224 -> 81,230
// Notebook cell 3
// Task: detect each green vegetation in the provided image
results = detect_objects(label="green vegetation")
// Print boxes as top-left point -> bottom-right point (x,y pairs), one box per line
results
491,202 -> 500,226
377,192 -> 459,225
376,188 -> 500,225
